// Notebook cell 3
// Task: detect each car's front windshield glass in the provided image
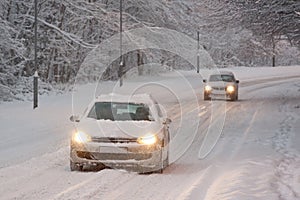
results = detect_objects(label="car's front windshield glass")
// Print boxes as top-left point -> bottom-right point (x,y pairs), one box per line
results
87,102 -> 153,121
209,74 -> 234,82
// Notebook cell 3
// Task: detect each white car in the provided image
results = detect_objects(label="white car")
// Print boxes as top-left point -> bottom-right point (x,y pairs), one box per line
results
70,93 -> 171,173
203,71 -> 239,101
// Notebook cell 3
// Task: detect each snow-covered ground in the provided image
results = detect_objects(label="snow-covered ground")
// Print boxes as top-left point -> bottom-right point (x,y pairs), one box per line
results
0,66 -> 300,200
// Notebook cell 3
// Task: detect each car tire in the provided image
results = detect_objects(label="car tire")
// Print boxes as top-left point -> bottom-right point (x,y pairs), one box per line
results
163,132 -> 170,169
204,94 -> 211,101
156,139 -> 170,173
163,152 -> 169,169
70,160 -> 83,171
154,150 -> 165,174
163,130 -> 170,168
230,92 -> 238,101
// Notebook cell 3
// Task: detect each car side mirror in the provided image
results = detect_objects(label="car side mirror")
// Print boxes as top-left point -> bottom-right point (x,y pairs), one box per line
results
203,79 -> 207,83
163,118 -> 172,125
236,80 -> 240,84
70,115 -> 80,122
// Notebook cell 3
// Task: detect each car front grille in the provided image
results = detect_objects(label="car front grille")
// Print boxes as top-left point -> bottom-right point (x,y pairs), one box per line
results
212,86 -> 225,91
91,137 -> 138,143
77,151 -> 152,161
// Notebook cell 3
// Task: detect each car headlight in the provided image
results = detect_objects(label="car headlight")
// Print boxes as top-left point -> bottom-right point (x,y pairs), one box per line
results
137,134 -> 158,145
204,85 -> 212,92
72,131 -> 92,144
226,85 -> 235,93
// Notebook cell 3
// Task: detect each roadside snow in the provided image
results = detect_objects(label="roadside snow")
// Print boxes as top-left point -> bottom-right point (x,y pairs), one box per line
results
0,66 -> 299,200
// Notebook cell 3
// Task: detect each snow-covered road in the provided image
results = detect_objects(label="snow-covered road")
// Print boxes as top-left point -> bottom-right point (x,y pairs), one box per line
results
0,66 -> 299,200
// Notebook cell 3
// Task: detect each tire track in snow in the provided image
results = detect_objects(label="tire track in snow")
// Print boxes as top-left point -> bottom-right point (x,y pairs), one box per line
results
238,78 -> 300,199
53,171 -> 137,200
273,91 -> 300,200
185,79 -> 300,200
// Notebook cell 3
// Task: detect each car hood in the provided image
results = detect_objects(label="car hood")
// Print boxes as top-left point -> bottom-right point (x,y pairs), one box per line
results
76,118 -> 163,138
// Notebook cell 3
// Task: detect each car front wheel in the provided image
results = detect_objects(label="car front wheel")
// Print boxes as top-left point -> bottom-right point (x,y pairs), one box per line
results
229,92 -> 238,101
163,151 -> 169,170
153,149 -> 167,174
156,136 -> 170,173
204,93 -> 211,101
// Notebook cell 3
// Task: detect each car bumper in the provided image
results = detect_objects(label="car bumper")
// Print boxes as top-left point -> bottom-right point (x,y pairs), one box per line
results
70,141 -> 163,172
205,91 -> 236,99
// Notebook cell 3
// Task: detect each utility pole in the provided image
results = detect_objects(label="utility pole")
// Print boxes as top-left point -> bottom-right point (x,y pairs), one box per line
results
119,0 -> 124,87
33,0 -> 38,109
197,31 -> 200,73
272,35 -> 276,67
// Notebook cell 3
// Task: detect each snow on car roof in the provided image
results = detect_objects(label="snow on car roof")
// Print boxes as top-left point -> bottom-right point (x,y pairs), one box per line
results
209,71 -> 235,76
95,93 -> 154,104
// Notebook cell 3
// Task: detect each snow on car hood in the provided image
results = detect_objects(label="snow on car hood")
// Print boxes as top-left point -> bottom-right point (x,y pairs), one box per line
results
76,118 -> 163,138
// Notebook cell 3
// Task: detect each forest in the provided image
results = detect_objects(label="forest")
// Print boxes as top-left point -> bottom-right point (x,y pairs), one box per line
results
0,0 -> 299,101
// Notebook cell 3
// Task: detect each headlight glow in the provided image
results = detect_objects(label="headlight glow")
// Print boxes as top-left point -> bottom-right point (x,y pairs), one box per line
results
72,131 -> 91,144
137,134 -> 158,145
226,85 -> 235,93
204,85 -> 212,92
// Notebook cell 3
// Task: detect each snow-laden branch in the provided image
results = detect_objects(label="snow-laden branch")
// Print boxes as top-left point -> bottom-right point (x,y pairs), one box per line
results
26,15 -> 97,49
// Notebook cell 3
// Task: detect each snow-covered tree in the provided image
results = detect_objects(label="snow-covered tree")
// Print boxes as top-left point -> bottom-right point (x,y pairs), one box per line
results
224,0 -> 300,66
0,0 -> 299,101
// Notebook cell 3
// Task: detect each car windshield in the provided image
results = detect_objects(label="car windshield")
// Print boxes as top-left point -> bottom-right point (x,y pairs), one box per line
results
209,74 -> 235,82
87,102 -> 153,121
